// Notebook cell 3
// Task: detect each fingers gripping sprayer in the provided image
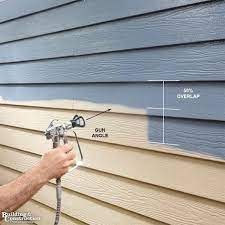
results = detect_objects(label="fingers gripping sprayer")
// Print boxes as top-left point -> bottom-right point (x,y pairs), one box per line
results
44,115 -> 85,225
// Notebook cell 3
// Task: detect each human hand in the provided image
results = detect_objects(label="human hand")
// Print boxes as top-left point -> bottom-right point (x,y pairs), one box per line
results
38,144 -> 75,181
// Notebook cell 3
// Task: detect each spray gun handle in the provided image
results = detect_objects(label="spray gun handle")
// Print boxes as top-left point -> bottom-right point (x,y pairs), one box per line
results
52,135 -> 67,148
63,134 -> 83,171
53,135 -> 60,149
53,137 -> 83,171
63,136 -> 68,145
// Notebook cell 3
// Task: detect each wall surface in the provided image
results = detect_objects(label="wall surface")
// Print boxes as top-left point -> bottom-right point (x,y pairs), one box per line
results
0,0 -> 225,224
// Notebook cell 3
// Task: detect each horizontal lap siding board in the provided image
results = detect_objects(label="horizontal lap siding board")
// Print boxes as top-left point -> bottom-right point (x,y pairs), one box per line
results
3,200 -> 85,225
1,221 -> 33,225
0,125 -> 225,204
0,0 -> 210,43
0,104 -> 224,159
0,0 -> 79,24
0,147 -> 225,225
0,164 -> 162,225
0,1 -> 225,63
149,118 -> 225,159
0,166 -> 86,225
1,222 -> 32,225
1,124 -> 225,199
0,82 -> 224,121
1,41 -> 225,83
19,200 -> 86,225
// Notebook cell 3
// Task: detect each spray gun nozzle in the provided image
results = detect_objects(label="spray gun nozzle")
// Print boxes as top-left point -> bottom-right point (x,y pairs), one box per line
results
71,115 -> 85,128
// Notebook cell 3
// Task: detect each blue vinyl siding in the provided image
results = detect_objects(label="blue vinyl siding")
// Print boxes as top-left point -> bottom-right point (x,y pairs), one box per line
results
0,0 -> 224,159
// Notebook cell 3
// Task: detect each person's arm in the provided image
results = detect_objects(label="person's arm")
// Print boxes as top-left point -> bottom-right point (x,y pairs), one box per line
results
0,144 -> 75,218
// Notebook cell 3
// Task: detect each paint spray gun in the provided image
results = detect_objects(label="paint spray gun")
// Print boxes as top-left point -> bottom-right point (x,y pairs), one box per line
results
44,114 -> 85,225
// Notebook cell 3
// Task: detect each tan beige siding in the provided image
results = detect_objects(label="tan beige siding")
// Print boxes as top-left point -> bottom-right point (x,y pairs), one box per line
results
0,124 -> 225,204
0,102 -> 225,224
